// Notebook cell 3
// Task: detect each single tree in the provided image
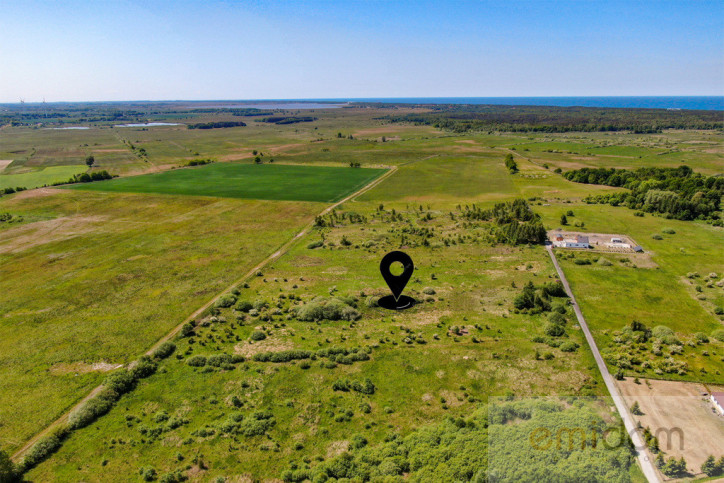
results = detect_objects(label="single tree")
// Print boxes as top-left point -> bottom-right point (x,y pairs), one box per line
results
560,214 -> 568,225
85,155 -> 95,167
254,156 -> 261,164
504,153 -> 518,173
701,455 -> 718,476
631,401 -> 643,415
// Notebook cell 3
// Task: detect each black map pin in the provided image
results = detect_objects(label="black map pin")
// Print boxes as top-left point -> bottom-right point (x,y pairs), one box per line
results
378,251 -> 416,310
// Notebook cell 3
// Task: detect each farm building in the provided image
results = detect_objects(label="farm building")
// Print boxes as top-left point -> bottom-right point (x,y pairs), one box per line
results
563,235 -> 590,248
552,234 -> 590,248
607,236 -> 631,249
712,392 -> 724,415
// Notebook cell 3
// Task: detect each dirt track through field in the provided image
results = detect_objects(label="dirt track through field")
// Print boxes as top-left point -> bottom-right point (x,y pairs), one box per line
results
10,164 -> 397,463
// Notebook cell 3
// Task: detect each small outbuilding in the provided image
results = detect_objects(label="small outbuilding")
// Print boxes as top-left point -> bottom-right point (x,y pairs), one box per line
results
712,392 -> 724,415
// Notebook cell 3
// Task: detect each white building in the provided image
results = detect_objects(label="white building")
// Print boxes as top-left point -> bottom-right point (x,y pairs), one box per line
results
712,392 -> 724,415
563,235 -> 590,248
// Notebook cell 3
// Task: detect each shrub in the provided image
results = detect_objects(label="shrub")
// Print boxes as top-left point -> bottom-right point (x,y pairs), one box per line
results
239,411 -> 275,437
597,257 -> 613,266
215,294 -> 237,308
573,258 -> 591,265
139,466 -> 157,482
236,300 -> 253,312
207,354 -> 232,367
19,428 -> 66,472
711,329 -> 724,342
68,396 -> 114,429
250,331 -> 267,341
548,312 -> 566,325
422,287 -> 436,295
294,297 -> 360,322
186,355 -> 207,367
307,240 -> 323,249
559,341 -> 579,352
662,229 -> 676,234
152,342 -> 176,360
130,357 -> 158,380
179,322 -> 195,338
652,325 -> 679,344
651,234 -> 663,240
104,370 -> 136,395
544,322 -> 565,337
694,332 -> 709,343
253,299 -> 268,311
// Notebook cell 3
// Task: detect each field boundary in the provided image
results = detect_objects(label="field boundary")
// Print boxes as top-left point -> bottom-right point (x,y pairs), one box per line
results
11,165 -> 396,463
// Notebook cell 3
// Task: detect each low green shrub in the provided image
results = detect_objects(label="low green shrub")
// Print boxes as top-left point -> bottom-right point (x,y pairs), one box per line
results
250,331 -> 267,341
294,297 -> 360,321
152,342 -> 176,360
186,355 -> 207,367
559,341 -> 579,352
215,294 -> 237,308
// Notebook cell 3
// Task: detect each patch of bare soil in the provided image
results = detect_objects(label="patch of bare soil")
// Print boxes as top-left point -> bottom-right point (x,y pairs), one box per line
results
354,125 -> 433,136
0,215 -> 108,254
49,362 -> 122,375
10,187 -> 61,200
0,160 -> 13,171
618,378 -> 724,474
326,440 -> 350,458
234,338 -> 294,357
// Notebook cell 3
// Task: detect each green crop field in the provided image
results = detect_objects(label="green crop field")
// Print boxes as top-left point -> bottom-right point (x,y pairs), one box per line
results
0,103 -> 720,482
65,163 -> 388,202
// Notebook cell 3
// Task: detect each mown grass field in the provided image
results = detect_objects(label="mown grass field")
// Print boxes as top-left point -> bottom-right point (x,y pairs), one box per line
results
0,106 -> 720,481
66,163 -> 388,202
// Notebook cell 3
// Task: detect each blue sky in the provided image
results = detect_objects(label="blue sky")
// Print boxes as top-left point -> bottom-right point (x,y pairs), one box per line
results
1,0 -> 722,102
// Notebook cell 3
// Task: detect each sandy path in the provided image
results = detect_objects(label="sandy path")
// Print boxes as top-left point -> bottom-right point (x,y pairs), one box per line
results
0,160 -> 13,172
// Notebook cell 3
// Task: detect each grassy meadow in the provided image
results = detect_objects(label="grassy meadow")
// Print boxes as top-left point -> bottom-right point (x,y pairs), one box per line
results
0,189 -> 321,451
0,105 -> 720,481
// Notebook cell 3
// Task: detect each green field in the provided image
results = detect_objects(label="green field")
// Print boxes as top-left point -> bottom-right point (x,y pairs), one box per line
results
0,190 -> 321,452
0,104 -> 721,482
0,165 -> 86,190
66,163 -> 388,202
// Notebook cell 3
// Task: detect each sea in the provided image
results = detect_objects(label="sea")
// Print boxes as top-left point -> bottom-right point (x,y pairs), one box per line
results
244,97 -> 724,111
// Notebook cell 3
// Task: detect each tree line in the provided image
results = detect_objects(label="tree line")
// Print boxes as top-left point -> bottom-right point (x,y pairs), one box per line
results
565,165 -> 723,221
378,104 -> 723,133
187,121 -> 247,129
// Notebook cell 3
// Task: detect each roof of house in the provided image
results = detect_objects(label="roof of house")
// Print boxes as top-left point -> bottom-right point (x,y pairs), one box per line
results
633,245 -> 644,252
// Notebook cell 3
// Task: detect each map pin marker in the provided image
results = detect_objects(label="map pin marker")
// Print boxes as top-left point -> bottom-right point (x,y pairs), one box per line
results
378,251 -> 416,310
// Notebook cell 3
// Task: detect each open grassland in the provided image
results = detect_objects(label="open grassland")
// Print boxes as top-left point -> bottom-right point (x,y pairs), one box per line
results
536,203 -> 724,383
27,200 -> 604,481
66,163 -> 388,203
0,165 -> 86,190
0,189 -> 321,452
0,106 -> 722,481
